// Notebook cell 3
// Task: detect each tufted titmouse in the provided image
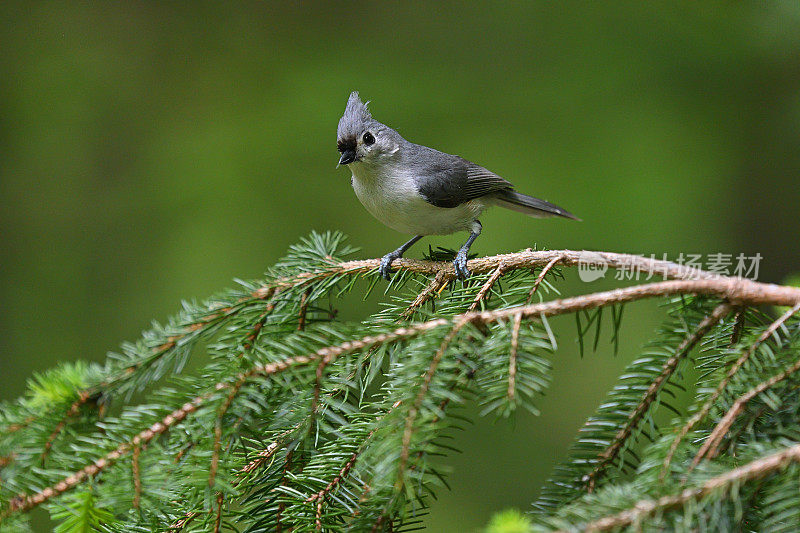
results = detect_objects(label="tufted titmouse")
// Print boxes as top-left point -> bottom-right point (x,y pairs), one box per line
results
337,92 -> 578,280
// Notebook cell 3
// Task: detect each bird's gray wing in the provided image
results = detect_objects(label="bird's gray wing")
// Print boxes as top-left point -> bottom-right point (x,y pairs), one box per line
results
415,153 -> 513,208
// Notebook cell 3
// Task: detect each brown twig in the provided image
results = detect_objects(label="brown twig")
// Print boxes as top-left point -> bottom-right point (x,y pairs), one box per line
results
210,304 -> 277,485
3,394 -> 210,517
307,447 -> 360,530
174,442 -> 193,464
273,249 -> 720,287
240,306 -> 273,356
276,449 -> 293,533
315,498 -> 324,531
0,454 -> 15,469
310,358 -> 327,432
508,311 -> 523,402
401,270 -> 451,319
584,303 -> 733,492
662,303 -> 800,478
577,442 -> 800,532
167,510 -> 200,531
693,342 -> 800,466
371,512 -> 390,533
2,415 -> 35,435
308,328 -> 349,437
41,391 -> 95,465
729,308 -> 746,347
468,262 -> 507,312
132,443 -> 141,509
526,255 -> 563,305
239,387 -> 387,503
305,403 -> 399,516
511,255 -> 562,402
213,492 -> 224,533
240,442 -> 280,476
397,317 -> 471,489
238,422 -> 305,479
209,375 -> 248,488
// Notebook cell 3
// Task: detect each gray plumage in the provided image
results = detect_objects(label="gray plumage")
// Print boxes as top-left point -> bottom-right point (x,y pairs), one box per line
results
336,91 -> 578,280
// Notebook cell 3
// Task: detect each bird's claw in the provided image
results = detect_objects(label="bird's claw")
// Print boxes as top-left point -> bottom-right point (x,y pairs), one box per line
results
453,251 -> 470,280
380,252 -> 399,281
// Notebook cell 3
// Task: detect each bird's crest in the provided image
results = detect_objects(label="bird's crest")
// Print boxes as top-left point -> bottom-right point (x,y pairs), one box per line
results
337,91 -> 372,143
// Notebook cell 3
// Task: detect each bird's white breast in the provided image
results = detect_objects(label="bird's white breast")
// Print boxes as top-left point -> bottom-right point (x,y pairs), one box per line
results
349,161 -> 485,236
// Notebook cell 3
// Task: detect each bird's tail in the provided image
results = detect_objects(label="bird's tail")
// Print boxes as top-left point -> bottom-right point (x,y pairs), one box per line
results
491,189 -> 580,220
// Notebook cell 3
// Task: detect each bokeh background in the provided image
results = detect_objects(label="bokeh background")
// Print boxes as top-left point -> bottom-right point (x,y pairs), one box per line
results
2,2 -> 800,530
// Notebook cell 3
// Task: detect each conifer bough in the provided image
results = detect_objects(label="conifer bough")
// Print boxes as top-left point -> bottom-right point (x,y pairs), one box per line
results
1,232 -> 800,532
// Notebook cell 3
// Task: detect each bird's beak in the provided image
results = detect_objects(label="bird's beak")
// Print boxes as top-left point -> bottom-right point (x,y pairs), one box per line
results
338,150 -> 356,166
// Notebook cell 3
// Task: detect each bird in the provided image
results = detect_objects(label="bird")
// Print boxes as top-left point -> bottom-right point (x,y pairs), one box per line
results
336,91 -> 578,280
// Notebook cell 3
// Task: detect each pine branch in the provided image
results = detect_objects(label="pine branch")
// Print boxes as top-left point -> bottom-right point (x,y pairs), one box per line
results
304,249 -> 719,282
662,303 -> 800,477
400,270 -> 451,319
526,255 -> 564,304
508,312 -> 523,402
468,262 -> 507,312
4,278 -> 800,520
694,342 -> 800,465
578,442 -> 800,532
3,234 -> 800,531
3,394 -> 209,517
0,249 -> 794,442
397,317 -> 471,489
583,302 -> 733,492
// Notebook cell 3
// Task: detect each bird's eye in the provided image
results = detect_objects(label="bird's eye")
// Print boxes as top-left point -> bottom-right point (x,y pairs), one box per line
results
362,132 -> 375,145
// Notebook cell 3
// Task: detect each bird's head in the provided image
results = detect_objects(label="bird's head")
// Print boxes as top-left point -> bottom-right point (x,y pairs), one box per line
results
337,91 -> 398,166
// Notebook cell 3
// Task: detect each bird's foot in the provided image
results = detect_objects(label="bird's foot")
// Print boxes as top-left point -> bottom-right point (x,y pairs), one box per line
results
379,251 -> 401,280
453,250 -> 470,280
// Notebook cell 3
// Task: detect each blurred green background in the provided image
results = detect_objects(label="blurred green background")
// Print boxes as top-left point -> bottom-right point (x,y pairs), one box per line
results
2,2 -> 800,531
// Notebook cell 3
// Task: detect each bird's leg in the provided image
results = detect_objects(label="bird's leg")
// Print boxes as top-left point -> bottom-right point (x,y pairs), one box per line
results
380,235 -> 423,280
454,221 -> 482,280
